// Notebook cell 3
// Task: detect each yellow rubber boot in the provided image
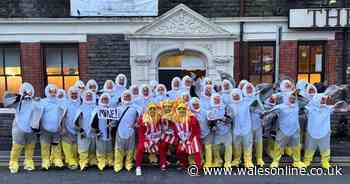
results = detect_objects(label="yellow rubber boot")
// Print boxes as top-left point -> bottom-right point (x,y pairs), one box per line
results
41,144 -> 51,170
89,151 -> 98,166
231,146 -> 241,167
213,144 -> 223,167
321,150 -> 331,170
270,144 -> 281,168
148,153 -> 158,165
9,144 -> 23,173
292,145 -> 305,168
24,144 -> 35,171
285,146 -> 293,157
203,144 -> 213,168
96,154 -> 107,171
51,144 -> 64,168
107,152 -> 114,167
72,144 -> 78,164
267,139 -> 275,158
79,151 -> 89,171
255,143 -> 265,167
303,149 -> 315,167
244,150 -> 254,168
125,150 -> 134,171
114,149 -> 125,173
62,142 -> 78,170
224,145 -> 233,168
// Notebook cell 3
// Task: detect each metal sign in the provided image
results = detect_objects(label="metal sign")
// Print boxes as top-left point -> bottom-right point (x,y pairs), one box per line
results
289,8 -> 350,28
70,0 -> 158,16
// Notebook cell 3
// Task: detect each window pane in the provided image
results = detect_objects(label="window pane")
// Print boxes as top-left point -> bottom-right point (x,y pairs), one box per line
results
262,46 -> 274,74
64,76 -> 79,91
6,76 -> 22,93
159,54 -> 182,68
249,46 -> 261,74
310,45 -> 323,73
63,48 -> 79,75
298,45 -> 309,73
46,48 -> 61,75
0,49 -> 4,75
48,76 -> 63,89
297,74 -> 309,82
310,74 -> 321,84
0,77 -> 5,102
4,48 -> 21,75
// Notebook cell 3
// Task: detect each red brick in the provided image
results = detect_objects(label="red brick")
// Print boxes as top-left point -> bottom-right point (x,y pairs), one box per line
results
20,43 -> 44,97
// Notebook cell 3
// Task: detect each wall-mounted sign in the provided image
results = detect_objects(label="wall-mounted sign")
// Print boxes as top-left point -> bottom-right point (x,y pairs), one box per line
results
289,8 -> 350,28
70,0 -> 158,16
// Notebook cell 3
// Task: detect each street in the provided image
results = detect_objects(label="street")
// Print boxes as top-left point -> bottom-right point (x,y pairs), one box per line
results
0,166 -> 349,184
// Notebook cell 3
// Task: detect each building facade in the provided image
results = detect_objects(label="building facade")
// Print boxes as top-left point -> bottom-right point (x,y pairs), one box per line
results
0,0 -> 349,98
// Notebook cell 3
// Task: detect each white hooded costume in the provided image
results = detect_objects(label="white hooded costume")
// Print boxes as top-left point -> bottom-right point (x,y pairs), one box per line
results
40,84 -> 66,169
114,74 -> 128,102
90,93 -> 114,170
75,90 -> 97,170
61,86 -> 81,170
114,90 -> 139,173
269,93 -> 305,168
7,82 -> 41,173
303,94 -> 334,169
207,93 -> 232,168
229,88 -> 254,168
167,77 -> 182,100
152,84 -> 169,104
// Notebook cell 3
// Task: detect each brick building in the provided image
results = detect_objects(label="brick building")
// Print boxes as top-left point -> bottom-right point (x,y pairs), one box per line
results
0,0 -> 349,98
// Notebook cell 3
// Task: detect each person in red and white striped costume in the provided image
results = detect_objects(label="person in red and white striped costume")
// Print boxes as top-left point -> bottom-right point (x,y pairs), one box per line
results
173,101 -> 202,173
135,102 -> 162,176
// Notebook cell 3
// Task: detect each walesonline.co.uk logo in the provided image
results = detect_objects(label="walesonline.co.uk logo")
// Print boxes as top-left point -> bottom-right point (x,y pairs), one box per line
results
187,165 -> 343,177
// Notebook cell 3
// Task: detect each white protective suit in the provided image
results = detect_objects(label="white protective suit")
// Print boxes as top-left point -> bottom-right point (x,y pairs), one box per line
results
7,82 -> 40,173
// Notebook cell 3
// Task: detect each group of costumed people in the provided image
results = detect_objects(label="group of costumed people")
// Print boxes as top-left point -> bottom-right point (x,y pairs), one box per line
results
4,73 -> 342,176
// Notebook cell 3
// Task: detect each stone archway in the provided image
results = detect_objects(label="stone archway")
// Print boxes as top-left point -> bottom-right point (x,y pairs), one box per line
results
127,4 -> 237,85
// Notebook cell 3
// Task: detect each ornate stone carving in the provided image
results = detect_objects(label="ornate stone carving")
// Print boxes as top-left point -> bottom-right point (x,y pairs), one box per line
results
134,55 -> 151,63
214,56 -> 233,64
146,10 -> 221,35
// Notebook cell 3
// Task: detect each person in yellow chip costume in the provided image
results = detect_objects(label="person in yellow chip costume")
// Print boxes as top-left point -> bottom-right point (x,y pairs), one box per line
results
135,102 -> 162,176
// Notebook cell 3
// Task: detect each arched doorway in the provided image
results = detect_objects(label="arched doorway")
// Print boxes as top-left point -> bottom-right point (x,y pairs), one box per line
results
158,50 -> 207,89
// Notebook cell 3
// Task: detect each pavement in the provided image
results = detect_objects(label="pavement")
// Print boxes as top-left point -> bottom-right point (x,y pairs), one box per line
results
0,166 -> 350,184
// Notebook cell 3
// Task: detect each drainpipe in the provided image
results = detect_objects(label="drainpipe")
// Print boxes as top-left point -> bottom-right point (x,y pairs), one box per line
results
239,0 -> 245,81
343,0 -> 349,84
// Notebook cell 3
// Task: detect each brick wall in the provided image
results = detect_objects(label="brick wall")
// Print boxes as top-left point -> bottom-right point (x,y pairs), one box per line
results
279,41 -> 298,81
20,43 -> 44,97
86,34 -> 130,87
79,43 -> 89,83
326,40 -> 341,85
0,0 -> 70,18
159,0 -> 240,17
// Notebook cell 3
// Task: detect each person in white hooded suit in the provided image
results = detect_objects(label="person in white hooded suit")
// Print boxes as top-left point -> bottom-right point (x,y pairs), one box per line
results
167,77 -> 182,100
75,90 -> 97,170
5,82 -> 41,173
40,84 -> 66,170
303,94 -> 335,169
61,87 -> 81,170
102,80 -> 118,107
243,82 -> 265,167
114,90 -> 139,173
229,88 -> 255,168
152,84 -> 169,104
114,74 -> 128,102
269,93 -> 305,169
90,93 -> 114,171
